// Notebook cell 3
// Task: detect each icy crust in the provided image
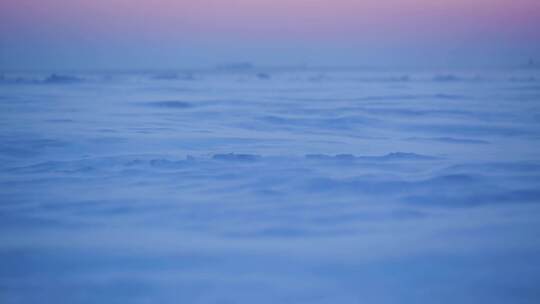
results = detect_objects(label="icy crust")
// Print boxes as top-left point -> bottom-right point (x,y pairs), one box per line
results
3,153 -> 540,219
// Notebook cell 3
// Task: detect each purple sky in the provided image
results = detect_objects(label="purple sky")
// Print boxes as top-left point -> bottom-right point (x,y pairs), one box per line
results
1,0 -> 539,69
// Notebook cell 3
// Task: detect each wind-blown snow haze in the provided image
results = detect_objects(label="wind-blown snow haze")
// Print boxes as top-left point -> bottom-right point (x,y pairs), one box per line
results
1,1 -> 540,303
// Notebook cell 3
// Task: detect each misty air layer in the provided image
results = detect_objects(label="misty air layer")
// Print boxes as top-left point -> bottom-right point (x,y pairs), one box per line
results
1,0 -> 540,303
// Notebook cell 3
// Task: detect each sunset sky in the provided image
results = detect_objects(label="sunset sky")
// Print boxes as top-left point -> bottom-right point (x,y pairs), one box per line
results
1,0 -> 539,69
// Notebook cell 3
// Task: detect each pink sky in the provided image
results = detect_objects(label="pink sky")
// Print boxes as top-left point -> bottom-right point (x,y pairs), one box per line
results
1,0 -> 539,68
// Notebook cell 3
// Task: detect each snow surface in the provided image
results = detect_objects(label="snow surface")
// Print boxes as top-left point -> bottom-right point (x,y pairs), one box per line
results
1,67 -> 540,303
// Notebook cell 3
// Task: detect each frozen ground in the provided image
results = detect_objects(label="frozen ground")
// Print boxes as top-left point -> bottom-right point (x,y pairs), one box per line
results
1,67 -> 540,303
